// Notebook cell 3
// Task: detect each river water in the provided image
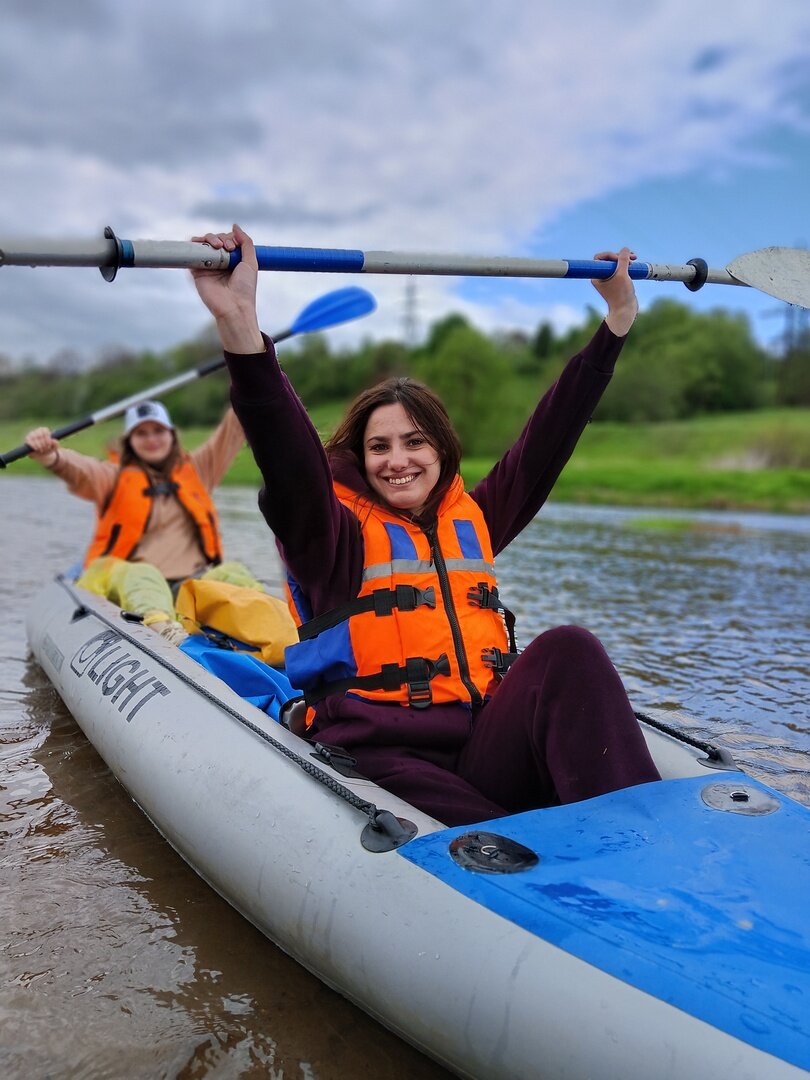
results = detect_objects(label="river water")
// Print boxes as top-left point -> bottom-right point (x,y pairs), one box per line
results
2,476 -> 809,1079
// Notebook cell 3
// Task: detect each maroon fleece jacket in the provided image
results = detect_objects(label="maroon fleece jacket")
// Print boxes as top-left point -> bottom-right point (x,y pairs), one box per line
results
225,320 -> 625,752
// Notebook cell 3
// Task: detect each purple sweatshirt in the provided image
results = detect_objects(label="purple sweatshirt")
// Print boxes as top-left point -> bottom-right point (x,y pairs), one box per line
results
226,320 -> 625,753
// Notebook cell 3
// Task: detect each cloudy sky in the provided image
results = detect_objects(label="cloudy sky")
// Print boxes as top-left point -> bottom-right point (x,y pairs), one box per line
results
1,1 -> 809,367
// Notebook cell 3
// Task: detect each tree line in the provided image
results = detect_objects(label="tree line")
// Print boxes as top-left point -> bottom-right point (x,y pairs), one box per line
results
1,299 -> 808,457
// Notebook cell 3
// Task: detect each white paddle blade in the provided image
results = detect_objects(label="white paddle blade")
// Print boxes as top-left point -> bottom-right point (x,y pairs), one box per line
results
727,247 -> 810,309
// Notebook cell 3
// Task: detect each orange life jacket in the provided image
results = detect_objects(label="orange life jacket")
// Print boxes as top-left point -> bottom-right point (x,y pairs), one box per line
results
84,458 -> 223,569
284,476 -> 516,710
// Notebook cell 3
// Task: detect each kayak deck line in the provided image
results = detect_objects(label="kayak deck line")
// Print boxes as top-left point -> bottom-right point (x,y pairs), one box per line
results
632,708 -> 738,771
56,575 -> 418,852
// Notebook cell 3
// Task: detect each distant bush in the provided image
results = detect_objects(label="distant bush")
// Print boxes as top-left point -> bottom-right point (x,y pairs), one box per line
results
775,338 -> 810,406
596,300 -> 770,422
412,319 -> 514,456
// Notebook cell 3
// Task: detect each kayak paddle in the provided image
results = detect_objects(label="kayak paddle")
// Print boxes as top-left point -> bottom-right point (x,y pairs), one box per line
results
0,285 -> 376,468
2,227 -> 809,307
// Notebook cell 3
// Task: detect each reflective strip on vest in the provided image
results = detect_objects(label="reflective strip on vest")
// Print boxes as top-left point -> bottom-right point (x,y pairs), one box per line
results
363,557 -> 496,581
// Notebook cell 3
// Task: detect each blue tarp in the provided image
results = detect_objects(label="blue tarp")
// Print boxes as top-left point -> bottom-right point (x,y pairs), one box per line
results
180,634 -> 301,722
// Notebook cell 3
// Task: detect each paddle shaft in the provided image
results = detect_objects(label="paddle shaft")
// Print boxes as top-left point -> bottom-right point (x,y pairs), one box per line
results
0,234 -> 743,288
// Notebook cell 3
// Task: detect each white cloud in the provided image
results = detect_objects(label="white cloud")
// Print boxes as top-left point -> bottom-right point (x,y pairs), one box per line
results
1,1 -> 808,363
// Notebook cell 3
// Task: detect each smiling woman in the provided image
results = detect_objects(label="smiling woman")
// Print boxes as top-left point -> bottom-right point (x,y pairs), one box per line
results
329,380 -> 457,518
23,399 -> 252,640
126,419 -> 175,466
185,224 -> 663,828
362,404 -> 442,514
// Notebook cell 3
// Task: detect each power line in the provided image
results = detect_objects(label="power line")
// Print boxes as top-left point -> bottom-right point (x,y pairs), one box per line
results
402,278 -> 419,346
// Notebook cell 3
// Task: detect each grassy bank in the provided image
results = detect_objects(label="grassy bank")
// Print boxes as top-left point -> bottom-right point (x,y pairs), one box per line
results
3,408 -> 809,514
464,409 -> 810,514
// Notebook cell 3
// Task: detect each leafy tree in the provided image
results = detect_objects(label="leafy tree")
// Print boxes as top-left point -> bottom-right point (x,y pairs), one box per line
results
281,334 -> 336,403
344,339 -> 410,391
597,300 -> 769,421
0,293 -> 784,435
422,313 -> 471,354
414,321 -> 513,456
532,321 -> 555,361
776,333 -> 810,406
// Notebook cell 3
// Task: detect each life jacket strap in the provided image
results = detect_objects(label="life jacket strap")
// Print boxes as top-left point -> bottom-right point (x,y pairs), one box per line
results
298,585 -> 436,643
304,652 -> 451,710
194,624 -> 255,653
310,742 -> 364,778
468,582 -> 519,653
142,479 -> 180,497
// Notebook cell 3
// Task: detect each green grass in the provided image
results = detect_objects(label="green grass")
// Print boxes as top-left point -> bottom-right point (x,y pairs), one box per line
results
622,516 -> 749,535
460,409 -> 810,514
4,408 -> 809,514
549,410 -> 810,513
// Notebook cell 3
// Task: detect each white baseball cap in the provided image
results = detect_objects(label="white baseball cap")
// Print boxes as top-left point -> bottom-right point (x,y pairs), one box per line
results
123,400 -> 174,437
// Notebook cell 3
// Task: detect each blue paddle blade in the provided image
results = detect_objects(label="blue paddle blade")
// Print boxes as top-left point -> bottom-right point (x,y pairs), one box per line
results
289,286 -> 376,335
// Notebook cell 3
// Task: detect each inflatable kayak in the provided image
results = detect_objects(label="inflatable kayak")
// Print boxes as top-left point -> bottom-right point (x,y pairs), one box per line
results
26,576 -> 810,1080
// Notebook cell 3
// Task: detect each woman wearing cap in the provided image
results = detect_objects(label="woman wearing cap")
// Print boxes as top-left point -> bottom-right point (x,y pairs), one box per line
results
24,402 -> 251,641
189,225 -> 660,827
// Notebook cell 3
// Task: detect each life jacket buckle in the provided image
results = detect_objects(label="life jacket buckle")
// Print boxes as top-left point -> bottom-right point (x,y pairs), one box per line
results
406,655 -> 433,708
407,680 -> 433,709
467,583 -> 500,610
481,646 -> 520,675
371,584 -> 436,616
418,585 -> 437,608
405,653 -> 450,709
143,479 -> 180,498
394,584 -> 436,612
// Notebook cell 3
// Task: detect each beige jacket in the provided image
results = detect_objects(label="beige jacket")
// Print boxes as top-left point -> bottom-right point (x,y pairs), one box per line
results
46,409 -> 245,580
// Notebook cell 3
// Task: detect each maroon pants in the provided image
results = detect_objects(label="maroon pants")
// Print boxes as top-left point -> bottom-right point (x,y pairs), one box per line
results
346,626 -> 662,827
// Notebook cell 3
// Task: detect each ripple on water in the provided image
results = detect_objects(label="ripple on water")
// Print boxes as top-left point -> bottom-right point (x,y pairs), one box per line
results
499,502 -> 810,803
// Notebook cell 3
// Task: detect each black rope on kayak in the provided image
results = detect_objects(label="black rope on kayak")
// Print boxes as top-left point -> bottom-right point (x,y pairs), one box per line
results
634,710 -> 738,770
56,577 -> 418,851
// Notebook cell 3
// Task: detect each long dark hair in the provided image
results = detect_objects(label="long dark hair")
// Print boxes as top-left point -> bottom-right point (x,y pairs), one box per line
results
326,377 -> 461,520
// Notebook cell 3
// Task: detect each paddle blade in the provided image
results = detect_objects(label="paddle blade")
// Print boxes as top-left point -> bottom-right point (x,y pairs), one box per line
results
727,247 -> 810,309
289,286 -> 376,335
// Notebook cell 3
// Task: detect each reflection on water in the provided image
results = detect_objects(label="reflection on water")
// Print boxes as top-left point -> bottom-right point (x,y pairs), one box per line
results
1,478 -> 808,1078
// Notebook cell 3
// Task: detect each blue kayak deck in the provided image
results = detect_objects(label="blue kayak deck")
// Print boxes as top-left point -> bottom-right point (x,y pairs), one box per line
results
399,774 -> 810,1071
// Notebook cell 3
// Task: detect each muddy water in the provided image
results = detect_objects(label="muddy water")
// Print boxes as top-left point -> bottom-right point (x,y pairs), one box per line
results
2,477 -> 808,1078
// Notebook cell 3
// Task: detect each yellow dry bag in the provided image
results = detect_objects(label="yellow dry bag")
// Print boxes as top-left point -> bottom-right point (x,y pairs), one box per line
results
176,578 -> 298,669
